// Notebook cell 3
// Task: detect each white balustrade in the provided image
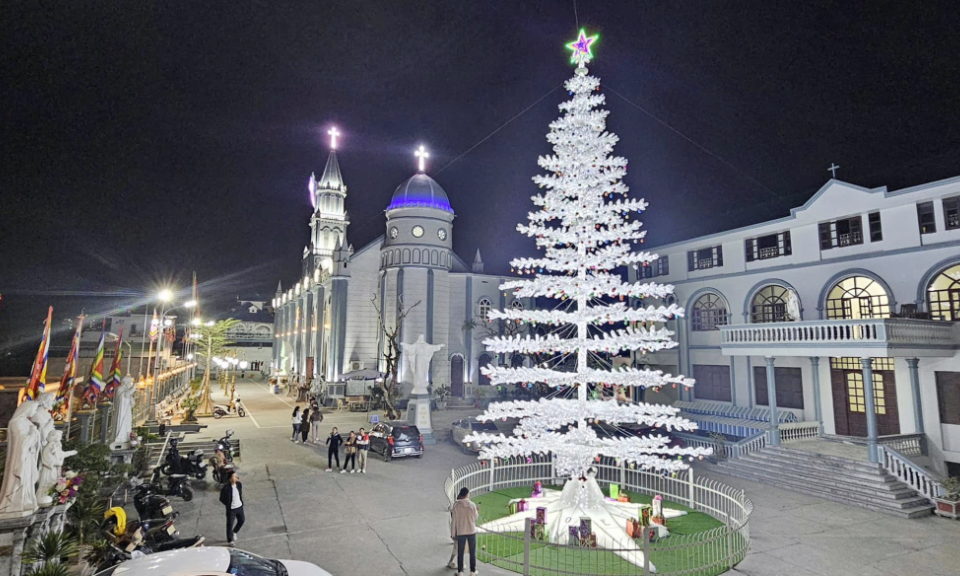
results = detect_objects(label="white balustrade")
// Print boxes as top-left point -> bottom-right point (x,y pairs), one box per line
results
877,444 -> 944,503
779,422 -> 821,443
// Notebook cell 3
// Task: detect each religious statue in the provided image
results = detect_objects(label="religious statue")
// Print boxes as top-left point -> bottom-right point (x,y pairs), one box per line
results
113,376 -> 136,446
36,430 -> 77,507
785,289 -> 801,322
0,402 -> 43,518
30,393 -> 57,446
401,335 -> 444,395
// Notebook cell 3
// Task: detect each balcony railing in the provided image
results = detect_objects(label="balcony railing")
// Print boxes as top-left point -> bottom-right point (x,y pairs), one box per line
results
720,318 -> 958,357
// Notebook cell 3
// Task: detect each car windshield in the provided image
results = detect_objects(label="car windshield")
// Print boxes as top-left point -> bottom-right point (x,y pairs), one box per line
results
228,550 -> 285,576
471,421 -> 499,432
392,426 -> 419,441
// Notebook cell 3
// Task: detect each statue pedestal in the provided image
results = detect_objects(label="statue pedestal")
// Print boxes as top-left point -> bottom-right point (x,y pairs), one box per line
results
98,403 -> 112,444
75,411 -> 94,444
0,504 -> 69,576
404,394 -> 436,444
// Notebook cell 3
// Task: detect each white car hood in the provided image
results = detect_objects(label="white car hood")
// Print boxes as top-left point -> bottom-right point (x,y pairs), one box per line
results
280,559 -> 333,576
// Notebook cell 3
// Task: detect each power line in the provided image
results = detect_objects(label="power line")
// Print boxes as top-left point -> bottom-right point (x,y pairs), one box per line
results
573,0 -> 579,30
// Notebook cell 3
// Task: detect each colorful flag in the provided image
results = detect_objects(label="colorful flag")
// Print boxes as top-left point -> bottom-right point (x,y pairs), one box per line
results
55,316 -> 85,406
81,320 -> 106,406
23,306 -> 53,402
103,323 -> 124,400
149,308 -> 159,342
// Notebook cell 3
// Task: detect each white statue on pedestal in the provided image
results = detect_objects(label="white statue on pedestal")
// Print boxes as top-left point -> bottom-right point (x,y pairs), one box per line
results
36,430 -> 77,507
0,402 -> 42,518
401,335 -> 444,395
113,376 -> 136,446
785,289 -> 801,322
30,394 -> 57,446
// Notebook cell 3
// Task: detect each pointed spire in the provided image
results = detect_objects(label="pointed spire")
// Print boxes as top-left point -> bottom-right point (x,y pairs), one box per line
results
472,249 -> 484,274
276,281 -> 283,296
317,151 -> 344,191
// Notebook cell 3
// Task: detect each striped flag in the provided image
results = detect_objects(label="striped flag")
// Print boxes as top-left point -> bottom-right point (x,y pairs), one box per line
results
103,323 -> 124,400
23,306 -> 53,402
55,316 -> 85,407
149,308 -> 159,342
81,320 -> 106,407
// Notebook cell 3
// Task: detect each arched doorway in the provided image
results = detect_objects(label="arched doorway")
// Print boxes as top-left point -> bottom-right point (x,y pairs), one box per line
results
825,275 -> 890,319
927,263 -> 960,321
478,353 -> 493,386
450,356 -> 464,398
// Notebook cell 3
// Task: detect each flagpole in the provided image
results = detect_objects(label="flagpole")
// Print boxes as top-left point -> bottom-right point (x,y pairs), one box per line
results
138,307 -> 149,379
64,314 -> 84,439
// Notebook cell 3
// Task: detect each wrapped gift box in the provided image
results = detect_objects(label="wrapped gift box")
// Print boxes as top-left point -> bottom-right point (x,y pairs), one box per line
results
536,506 -> 547,525
640,507 -> 651,527
609,483 -> 620,499
509,501 -> 520,515
579,517 -> 591,539
644,526 -> 659,543
582,533 -> 597,548
617,493 -> 630,503
626,518 -> 640,538
531,481 -> 543,498
531,523 -> 547,541
518,499 -> 529,512
568,525 -> 580,545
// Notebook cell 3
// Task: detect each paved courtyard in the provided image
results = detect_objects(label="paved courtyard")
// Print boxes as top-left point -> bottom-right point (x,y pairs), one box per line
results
168,378 -> 960,576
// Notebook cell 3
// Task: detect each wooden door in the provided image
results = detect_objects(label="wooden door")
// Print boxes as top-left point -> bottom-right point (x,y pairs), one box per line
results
691,365 -> 732,402
831,367 -> 899,436
450,356 -> 464,398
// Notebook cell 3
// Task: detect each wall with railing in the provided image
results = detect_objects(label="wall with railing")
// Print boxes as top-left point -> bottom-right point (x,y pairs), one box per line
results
445,457 -> 752,576
719,318 -> 957,349
877,444 -> 944,503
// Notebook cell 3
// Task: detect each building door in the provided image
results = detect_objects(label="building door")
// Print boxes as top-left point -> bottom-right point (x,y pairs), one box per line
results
753,366 -> 804,409
450,356 -> 464,398
691,365 -> 732,402
830,358 -> 899,436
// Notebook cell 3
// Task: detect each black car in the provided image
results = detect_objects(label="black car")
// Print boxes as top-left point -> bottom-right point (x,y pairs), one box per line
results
369,421 -> 423,462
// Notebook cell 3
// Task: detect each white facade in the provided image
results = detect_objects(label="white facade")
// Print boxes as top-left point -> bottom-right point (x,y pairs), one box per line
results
629,176 -> 960,475
273,148 -> 521,399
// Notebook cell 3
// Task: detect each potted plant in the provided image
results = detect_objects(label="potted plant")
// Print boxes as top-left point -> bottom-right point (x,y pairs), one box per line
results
433,384 -> 451,410
935,476 -> 960,519
181,395 -> 201,423
22,531 -> 79,571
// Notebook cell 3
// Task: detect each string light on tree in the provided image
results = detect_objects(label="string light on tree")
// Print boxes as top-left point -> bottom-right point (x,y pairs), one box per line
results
465,29 -> 710,569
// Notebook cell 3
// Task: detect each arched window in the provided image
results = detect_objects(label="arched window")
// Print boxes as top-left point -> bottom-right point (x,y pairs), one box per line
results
826,276 -> 890,320
511,299 -> 524,311
751,285 -> 789,323
477,297 -> 492,321
691,293 -> 728,331
927,264 -> 960,321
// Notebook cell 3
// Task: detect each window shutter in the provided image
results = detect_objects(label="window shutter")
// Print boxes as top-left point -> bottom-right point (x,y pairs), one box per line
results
819,222 -> 833,250
687,251 -> 696,271
661,256 -> 669,276
781,231 -> 792,256
715,246 -> 723,267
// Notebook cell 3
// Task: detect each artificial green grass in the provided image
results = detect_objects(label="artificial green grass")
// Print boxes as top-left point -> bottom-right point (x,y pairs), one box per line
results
473,485 -> 730,576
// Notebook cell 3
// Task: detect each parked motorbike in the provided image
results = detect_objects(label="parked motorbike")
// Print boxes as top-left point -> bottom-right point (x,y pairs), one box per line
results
148,468 -> 195,501
216,429 -> 236,462
130,479 -> 180,520
159,439 -> 208,479
213,397 -> 245,419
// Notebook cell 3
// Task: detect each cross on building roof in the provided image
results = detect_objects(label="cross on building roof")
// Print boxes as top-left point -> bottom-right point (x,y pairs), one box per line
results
415,145 -> 429,172
328,127 -> 340,150
828,163 -> 840,178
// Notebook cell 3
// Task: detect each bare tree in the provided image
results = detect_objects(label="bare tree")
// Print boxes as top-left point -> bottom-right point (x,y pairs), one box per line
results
372,295 -> 420,420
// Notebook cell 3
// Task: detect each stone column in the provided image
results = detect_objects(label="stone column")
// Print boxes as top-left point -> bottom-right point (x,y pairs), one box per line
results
76,411 -> 94,444
861,357 -> 879,463
906,358 -> 924,434
810,357 -> 823,436
304,291 -> 314,378
272,305 -> 282,371
765,356 -> 780,445
98,403 -> 112,443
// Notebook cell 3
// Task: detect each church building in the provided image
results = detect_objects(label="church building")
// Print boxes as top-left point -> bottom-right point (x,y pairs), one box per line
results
272,132 -> 525,400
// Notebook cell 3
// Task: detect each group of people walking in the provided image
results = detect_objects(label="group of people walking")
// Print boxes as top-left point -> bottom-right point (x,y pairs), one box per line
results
289,402 -> 369,473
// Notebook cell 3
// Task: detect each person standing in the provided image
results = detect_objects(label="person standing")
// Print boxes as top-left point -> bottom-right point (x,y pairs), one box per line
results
291,406 -> 301,443
325,427 -> 342,472
309,407 -> 324,443
300,408 -> 311,443
218,470 -> 245,547
343,431 -> 358,473
356,427 -> 369,473
451,487 -> 479,576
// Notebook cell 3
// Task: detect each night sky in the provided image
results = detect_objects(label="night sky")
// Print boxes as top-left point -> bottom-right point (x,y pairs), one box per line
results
3,1 -> 960,355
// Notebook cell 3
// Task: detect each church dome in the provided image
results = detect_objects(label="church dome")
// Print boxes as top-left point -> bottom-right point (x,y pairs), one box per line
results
387,174 -> 453,213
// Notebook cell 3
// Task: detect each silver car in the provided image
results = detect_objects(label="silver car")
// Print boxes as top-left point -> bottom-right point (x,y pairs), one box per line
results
450,419 -> 501,453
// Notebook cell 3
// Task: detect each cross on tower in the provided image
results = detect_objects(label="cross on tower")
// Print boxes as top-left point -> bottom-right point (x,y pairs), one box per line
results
328,127 -> 340,150
415,145 -> 429,172
827,163 -> 840,178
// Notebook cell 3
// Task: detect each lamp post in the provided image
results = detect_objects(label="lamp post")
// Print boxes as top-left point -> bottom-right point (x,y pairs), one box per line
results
148,292 -> 196,420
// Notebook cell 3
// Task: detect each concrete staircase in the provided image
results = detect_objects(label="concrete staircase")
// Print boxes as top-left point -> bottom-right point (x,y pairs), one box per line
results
716,445 -> 935,518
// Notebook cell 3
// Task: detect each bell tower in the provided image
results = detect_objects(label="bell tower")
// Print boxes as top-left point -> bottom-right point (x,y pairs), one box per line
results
307,127 -> 349,274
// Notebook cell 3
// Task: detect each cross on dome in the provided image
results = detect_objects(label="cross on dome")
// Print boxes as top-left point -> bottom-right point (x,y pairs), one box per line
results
328,127 -> 341,150
415,145 -> 429,172
566,29 -> 598,67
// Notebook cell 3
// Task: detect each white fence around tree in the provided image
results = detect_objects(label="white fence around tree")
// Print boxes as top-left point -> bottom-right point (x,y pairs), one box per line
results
445,456 -> 753,576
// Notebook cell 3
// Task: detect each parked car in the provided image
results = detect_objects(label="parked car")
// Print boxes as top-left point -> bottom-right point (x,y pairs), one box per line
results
451,419 -> 502,453
369,420 -> 423,461
94,546 -> 331,576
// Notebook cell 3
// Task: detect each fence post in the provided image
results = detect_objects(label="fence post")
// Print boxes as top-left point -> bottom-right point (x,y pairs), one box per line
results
620,460 -> 626,488
489,459 -> 496,491
523,518 -> 532,576
725,512 -> 734,569
687,467 -> 695,509
642,525 -> 651,576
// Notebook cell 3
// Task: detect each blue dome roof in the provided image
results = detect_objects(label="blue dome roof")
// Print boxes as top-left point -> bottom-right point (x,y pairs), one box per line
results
387,173 -> 453,213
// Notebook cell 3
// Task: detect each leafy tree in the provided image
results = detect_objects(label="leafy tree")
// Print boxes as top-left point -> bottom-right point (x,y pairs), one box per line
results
194,319 -> 239,413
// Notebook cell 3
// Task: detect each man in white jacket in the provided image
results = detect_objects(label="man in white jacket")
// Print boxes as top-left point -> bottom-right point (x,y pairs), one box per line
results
450,487 -> 480,576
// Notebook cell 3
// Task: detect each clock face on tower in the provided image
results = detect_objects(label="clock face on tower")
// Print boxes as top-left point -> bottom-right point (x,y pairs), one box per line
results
438,228 -> 447,240
389,227 -> 399,239
412,225 -> 424,238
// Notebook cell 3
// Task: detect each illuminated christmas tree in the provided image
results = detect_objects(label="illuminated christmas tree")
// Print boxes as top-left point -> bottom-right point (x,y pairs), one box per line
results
466,30 -> 710,566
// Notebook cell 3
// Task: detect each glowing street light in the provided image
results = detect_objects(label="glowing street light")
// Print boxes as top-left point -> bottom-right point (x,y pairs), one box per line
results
191,317 -> 202,326
157,289 -> 173,303
183,299 -> 198,308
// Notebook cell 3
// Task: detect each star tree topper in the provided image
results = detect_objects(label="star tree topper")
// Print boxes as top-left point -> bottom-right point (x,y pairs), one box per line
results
566,28 -> 597,67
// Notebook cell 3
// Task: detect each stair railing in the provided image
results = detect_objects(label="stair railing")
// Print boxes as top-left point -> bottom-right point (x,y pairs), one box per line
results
674,429 -> 768,460
779,422 -> 821,443
877,444 -> 944,503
